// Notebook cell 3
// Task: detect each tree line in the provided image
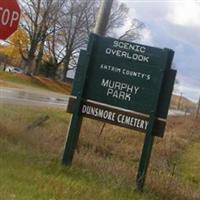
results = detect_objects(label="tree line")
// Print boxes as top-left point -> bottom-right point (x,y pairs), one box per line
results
0,0 -> 145,81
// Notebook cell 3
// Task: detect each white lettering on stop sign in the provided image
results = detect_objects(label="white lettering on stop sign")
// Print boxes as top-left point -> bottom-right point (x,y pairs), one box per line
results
0,7 -> 20,27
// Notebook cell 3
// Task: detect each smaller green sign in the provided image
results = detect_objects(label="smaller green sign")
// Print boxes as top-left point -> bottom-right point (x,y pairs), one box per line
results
67,97 -> 168,137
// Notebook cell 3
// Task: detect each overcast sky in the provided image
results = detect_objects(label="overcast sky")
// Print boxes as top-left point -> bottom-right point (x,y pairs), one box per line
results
118,0 -> 200,102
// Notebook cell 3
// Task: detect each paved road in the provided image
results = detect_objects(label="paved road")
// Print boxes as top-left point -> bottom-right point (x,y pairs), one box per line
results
0,87 -> 190,116
0,87 -> 69,109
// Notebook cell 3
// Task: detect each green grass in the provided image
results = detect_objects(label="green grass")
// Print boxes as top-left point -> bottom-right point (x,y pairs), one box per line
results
177,142 -> 200,189
0,131 -> 158,200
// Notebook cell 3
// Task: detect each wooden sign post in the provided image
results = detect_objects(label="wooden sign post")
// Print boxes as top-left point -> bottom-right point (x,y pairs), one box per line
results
62,34 -> 97,165
136,50 -> 175,191
62,33 -> 176,191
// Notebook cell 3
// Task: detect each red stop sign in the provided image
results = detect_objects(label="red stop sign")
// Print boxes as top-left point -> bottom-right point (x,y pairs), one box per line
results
0,0 -> 21,40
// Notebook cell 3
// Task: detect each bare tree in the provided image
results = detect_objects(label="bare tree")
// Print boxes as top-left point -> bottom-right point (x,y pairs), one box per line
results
106,2 -> 145,41
0,53 -> 10,70
118,19 -> 145,42
57,0 -> 95,81
59,0 -> 145,81
45,21 -> 65,76
20,0 -> 64,75
19,0 -> 145,80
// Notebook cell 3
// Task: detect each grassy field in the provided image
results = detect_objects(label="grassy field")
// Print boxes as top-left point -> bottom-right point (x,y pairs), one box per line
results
0,104 -> 158,200
0,139 -> 159,200
0,71 -> 71,94
0,103 -> 200,200
176,142 -> 200,189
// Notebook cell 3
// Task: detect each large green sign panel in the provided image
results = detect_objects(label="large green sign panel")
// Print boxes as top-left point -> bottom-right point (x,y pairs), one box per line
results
72,34 -> 173,115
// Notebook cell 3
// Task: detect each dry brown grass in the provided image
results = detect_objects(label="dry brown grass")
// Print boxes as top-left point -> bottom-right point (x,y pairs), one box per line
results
1,104 -> 200,199
147,117 -> 200,199
0,72 -> 71,94
0,79 -> 20,88
72,116 -> 200,199
0,105 -> 70,157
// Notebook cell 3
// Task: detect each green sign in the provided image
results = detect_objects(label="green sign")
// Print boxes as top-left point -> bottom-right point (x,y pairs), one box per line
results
72,35 -> 171,115
63,33 -> 176,191
70,36 -> 176,137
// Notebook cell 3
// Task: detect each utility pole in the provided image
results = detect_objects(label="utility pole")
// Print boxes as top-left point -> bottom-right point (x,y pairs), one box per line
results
177,92 -> 183,110
93,0 -> 113,36
93,0 -> 114,146
196,96 -> 200,119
